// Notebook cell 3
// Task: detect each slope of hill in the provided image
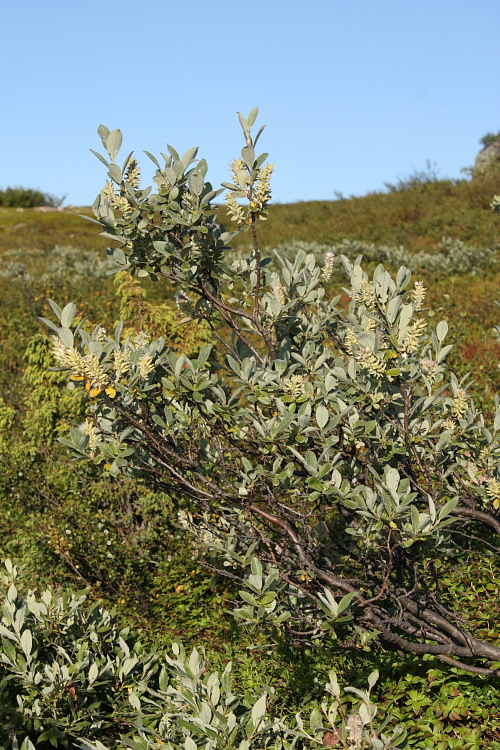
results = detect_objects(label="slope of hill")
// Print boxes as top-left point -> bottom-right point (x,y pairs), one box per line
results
0,171 -> 498,254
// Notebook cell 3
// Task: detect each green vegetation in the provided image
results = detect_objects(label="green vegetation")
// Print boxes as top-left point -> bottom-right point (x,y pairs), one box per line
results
0,186 -> 64,208
0,111 -> 498,748
480,132 -> 500,149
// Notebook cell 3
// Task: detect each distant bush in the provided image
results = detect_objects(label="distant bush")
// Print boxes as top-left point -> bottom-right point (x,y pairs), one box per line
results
269,236 -> 499,277
479,132 -> 500,148
0,186 -> 64,208
42,245 -> 111,282
384,160 -> 440,192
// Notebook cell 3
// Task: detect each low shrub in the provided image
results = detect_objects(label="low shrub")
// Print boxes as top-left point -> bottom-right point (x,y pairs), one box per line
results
0,561 -> 409,749
0,186 -> 64,208
266,236 -> 499,277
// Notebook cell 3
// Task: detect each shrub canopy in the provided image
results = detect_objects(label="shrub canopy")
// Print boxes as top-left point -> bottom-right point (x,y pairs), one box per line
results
46,111 -> 500,678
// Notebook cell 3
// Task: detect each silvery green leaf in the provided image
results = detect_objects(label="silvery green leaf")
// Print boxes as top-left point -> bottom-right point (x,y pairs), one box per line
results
90,149 -> 110,167
167,144 -> 180,161
97,124 -> 110,148
438,498 -> 458,520
327,670 -> 341,699
61,302 -> 77,329
188,171 -> 204,197
128,690 -> 141,710
182,146 -> 199,167
108,164 -> 122,183
428,495 -> 436,522
309,706 -> 323,732
247,107 -> 259,127
316,404 -> 329,430
385,467 -> 400,492
253,125 -> 266,145
436,320 -> 448,341
241,145 -> 255,168
48,299 -> 63,320
250,557 -> 263,577
397,303 -> 413,334
106,129 -> 123,160
121,656 -> 138,676
437,344 -> 453,363
359,702 -> 371,725
39,317 -> 60,334
88,661 -> 98,685
237,111 -> 249,132
144,150 -> 161,168
367,669 -> 379,690
386,295 -> 402,325
251,692 -> 267,729
57,327 -> 74,348
20,629 -> 32,658
337,591 -> 356,615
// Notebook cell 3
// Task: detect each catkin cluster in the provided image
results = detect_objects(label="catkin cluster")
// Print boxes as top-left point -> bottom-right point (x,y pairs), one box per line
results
411,281 -> 426,311
322,252 -> 335,282
351,279 -> 376,310
125,158 -> 141,189
103,181 -> 133,216
284,374 -> 306,399
250,163 -> 274,214
226,194 -> 246,226
451,389 -> 468,420
401,319 -> 426,355
356,347 -> 386,377
485,478 -> 500,509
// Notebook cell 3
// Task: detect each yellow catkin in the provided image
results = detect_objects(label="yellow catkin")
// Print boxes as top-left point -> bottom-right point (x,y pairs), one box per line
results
485,478 -> 500,509
83,353 -> 110,390
225,194 -> 246,225
284,374 -> 306,399
138,354 -> 155,378
412,281 -> 426,311
125,158 -> 141,188
133,331 -> 150,348
276,283 -> 286,306
352,279 -> 376,310
250,163 -> 274,213
113,350 -> 131,381
344,329 -> 358,355
84,419 -> 100,452
451,389 -> 468,420
356,347 -> 386,377
401,319 -> 426,355
322,252 -> 335,282
52,340 -> 86,377
420,358 -> 439,380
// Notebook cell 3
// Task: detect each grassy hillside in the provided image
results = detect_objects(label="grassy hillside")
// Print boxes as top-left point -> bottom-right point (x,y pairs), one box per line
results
1,170 -> 499,253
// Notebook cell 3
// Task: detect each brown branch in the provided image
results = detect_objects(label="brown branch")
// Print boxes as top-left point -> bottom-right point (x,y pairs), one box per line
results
364,533 -> 394,605
452,505 -> 500,534
437,655 -> 500,677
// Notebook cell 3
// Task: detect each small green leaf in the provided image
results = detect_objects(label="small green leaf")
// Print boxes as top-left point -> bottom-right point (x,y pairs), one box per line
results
316,404 -> 329,430
436,320 -> 448,342
106,129 -> 123,161
251,692 -> 267,729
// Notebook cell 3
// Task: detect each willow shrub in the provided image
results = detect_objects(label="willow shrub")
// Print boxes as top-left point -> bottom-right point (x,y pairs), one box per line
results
45,111 -> 499,678
0,561 -> 407,750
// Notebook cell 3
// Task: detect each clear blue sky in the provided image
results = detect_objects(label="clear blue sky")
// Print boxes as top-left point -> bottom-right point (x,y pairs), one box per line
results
1,0 -> 499,206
